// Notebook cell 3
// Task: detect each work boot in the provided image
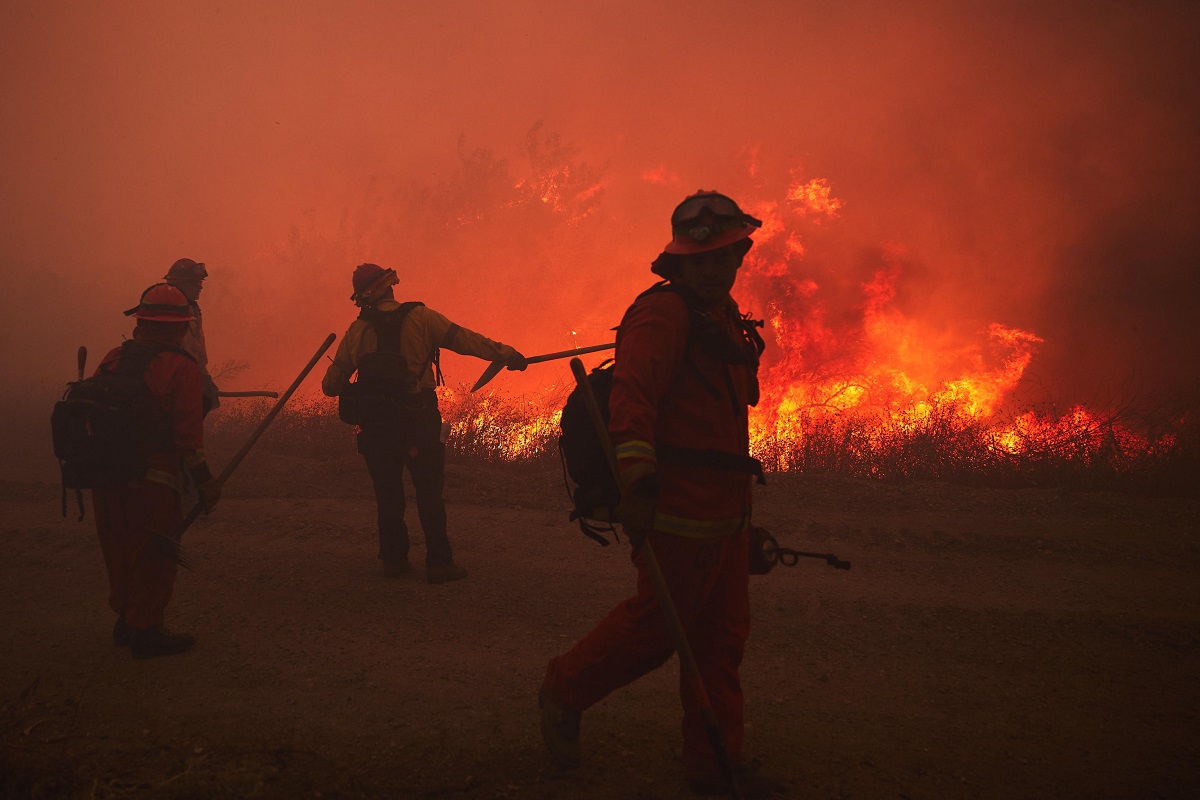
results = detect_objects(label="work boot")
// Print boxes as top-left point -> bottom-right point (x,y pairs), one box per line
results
382,559 -> 411,577
538,686 -> 582,768
130,626 -> 195,660
426,563 -> 468,584
112,615 -> 131,647
686,758 -> 787,798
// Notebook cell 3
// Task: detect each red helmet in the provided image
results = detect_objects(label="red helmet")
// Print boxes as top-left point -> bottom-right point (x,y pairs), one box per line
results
164,258 -> 208,282
351,263 -> 398,307
660,191 -> 761,256
129,283 -> 196,321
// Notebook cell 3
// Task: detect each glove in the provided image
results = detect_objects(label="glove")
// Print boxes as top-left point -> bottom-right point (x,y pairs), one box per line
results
500,345 -> 528,371
615,475 -> 657,546
198,479 -> 222,515
189,461 -> 221,515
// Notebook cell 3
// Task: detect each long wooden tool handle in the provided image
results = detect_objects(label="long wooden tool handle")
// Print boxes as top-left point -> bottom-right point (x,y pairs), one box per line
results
567,357 -> 742,799
527,341 -> 615,365
76,346 -> 87,381
570,358 -> 621,486
472,342 -> 616,392
177,333 -> 336,537
214,333 -> 335,485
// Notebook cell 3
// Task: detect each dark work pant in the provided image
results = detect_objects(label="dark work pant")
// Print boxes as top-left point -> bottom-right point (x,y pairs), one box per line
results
358,402 -> 452,567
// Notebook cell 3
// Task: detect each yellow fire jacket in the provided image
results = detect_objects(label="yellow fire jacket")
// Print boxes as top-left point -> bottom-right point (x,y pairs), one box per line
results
321,299 -> 514,396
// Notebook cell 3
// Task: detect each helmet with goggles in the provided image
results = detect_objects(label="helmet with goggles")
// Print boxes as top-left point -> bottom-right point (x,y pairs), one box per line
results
350,263 -> 399,307
662,191 -> 761,256
164,258 -> 208,283
651,191 -> 760,277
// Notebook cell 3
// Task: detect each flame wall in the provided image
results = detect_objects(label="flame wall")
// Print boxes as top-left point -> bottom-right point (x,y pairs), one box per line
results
3,1 -> 1198,420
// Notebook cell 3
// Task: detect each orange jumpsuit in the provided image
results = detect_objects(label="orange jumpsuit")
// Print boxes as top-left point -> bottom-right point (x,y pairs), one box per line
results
545,286 -> 761,774
92,327 -> 205,630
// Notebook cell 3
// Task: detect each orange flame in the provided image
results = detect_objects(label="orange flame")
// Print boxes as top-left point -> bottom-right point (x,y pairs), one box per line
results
236,170 -> 1180,481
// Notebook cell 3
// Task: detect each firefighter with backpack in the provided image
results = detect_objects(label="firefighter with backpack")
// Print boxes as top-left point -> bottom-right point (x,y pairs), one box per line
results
540,192 -> 786,797
321,263 -> 527,583
88,284 -> 221,658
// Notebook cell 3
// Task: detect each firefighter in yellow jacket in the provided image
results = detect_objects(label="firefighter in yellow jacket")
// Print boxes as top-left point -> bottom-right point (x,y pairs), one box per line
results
123,258 -> 219,415
163,258 -> 220,415
322,263 -> 527,583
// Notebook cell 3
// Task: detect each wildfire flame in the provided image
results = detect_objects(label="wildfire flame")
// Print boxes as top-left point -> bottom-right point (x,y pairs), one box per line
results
222,170 -> 1183,486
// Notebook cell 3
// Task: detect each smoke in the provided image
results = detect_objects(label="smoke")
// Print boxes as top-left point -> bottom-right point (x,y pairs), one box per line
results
3,0 -> 1198,422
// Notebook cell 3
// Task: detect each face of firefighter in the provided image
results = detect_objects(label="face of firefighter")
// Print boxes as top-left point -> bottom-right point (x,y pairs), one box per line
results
674,245 -> 744,304
172,279 -> 203,303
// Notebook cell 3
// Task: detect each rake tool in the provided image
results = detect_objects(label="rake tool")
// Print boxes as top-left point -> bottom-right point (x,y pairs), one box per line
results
568,357 -> 743,800
155,333 -> 337,568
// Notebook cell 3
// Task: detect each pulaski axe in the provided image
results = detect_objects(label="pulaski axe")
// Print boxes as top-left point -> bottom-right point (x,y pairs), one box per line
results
470,342 -> 615,392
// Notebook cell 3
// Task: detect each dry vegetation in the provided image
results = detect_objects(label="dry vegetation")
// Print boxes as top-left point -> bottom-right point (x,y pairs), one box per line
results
206,389 -> 1199,497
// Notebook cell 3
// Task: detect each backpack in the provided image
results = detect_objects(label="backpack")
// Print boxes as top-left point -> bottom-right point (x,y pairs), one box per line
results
337,302 -> 431,427
51,340 -> 181,519
559,359 -> 621,545
558,283 -> 767,546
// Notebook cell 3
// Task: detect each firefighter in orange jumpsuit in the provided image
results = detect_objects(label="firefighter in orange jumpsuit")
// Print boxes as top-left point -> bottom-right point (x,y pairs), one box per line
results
541,192 -> 784,796
322,263 -> 527,583
94,284 -> 221,658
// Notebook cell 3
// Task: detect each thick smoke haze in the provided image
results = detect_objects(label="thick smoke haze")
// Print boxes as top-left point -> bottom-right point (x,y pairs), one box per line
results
3,1 -> 1198,425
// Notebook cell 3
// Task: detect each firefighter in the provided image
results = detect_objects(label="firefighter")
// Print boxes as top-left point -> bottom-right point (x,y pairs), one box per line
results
94,284 -> 221,658
163,257 -> 220,415
322,263 -> 528,583
540,192 -> 785,796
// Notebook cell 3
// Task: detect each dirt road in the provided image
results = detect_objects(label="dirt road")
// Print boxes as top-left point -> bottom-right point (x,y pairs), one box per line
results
3,450 -> 1198,798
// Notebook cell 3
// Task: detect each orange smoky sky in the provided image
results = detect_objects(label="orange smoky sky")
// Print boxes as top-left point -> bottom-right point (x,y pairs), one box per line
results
3,0 -> 1199,414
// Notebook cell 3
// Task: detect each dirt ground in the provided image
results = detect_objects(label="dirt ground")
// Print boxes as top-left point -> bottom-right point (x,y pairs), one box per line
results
2,443 -> 1198,799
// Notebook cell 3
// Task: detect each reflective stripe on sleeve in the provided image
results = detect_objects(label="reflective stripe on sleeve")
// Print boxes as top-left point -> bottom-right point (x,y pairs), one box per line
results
614,440 -> 656,462
144,468 -> 182,493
